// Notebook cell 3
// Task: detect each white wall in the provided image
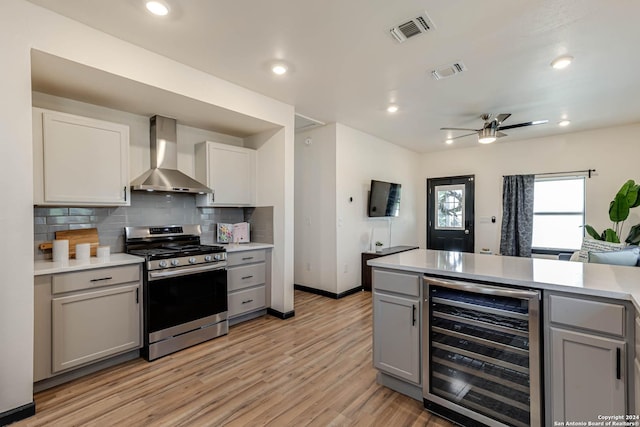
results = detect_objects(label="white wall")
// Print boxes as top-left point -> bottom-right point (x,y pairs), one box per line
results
1,0 -> 295,415
294,123 -> 420,294
335,124 -> 420,293
294,124 -> 338,293
418,124 -> 640,253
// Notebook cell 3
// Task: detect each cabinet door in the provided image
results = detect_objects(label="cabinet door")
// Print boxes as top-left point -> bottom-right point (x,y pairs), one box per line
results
550,327 -> 625,422
52,284 -> 140,372
41,111 -> 129,205
373,291 -> 420,384
196,142 -> 255,206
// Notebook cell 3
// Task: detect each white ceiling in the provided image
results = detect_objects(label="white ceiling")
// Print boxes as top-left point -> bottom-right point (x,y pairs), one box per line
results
26,0 -> 640,152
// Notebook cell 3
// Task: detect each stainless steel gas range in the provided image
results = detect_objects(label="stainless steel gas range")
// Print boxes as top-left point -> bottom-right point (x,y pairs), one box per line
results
125,224 -> 228,361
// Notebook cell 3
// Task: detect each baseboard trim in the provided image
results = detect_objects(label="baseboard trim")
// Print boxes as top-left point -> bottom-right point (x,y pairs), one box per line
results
0,401 -> 35,426
294,284 -> 363,299
267,308 -> 295,320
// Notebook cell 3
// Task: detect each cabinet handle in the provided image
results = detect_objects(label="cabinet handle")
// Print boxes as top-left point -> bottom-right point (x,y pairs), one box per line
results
124,186 -> 127,202
242,299 -> 254,304
136,288 -> 139,304
616,347 -> 621,380
242,257 -> 254,261
241,275 -> 254,280
412,304 -> 416,326
212,190 -> 215,203
90,276 -> 113,282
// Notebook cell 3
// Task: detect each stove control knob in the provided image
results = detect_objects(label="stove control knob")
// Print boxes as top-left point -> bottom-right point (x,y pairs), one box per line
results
159,260 -> 168,268
189,257 -> 197,264
214,253 -> 225,261
171,259 -> 180,266
204,255 -> 212,262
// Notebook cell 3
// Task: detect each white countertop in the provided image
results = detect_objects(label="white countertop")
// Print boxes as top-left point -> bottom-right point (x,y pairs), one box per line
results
368,249 -> 640,309
34,253 -> 145,276
220,242 -> 274,252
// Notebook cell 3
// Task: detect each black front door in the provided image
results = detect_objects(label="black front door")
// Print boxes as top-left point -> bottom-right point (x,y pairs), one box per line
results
427,175 -> 475,252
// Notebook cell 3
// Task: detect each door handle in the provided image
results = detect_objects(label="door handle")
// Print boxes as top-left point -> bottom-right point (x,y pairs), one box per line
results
464,230 -> 470,234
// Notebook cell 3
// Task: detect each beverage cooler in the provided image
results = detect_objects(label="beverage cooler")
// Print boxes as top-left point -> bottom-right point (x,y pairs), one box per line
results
422,277 -> 541,427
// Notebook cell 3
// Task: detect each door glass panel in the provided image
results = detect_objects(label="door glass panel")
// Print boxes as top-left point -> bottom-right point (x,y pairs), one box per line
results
435,184 -> 465,230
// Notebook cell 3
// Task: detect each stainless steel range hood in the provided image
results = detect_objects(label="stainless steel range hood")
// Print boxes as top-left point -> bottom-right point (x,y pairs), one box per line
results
131,115 -> 212,194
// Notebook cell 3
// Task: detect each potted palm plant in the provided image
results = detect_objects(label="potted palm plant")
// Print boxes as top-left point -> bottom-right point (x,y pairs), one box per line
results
585,179 -> 640,244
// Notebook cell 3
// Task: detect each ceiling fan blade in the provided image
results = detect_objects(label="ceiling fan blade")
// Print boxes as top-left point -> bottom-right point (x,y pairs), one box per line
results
496,131 -> 508,138
498,119 -> 548,131
440,127 -> 480,131
447,132 -> 478,140
495,113 -> 511,124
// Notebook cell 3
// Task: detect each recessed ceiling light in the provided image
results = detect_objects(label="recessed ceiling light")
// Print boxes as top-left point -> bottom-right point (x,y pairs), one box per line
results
558,120 -> 571,127
387,105 -> 399,113
146,1 -> 169,16
551,55 -> 573,70
445,139 -> 453,145
271,64 -> 288,75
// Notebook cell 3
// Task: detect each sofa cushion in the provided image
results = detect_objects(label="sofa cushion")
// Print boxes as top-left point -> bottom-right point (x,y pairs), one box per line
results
588,247 -> 640,266
578,238 -> 625,262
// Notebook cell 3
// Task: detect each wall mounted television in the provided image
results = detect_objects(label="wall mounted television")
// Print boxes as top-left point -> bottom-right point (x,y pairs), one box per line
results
368,179 -> 401,217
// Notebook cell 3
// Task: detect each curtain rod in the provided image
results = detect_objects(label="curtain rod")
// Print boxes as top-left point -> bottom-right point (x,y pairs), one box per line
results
504,169 -> 596,178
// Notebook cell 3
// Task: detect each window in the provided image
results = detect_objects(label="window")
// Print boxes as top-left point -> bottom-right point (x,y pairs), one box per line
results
532,176 -> 585,252
435,184 -> 465,230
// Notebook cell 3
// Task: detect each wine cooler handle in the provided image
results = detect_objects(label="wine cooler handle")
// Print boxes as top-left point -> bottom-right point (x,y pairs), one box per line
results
616,347 -> 621,379
424,276 -> 540,300
412,304 -> 416,326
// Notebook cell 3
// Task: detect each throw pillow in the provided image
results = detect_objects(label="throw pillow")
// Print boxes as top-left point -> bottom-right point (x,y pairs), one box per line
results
588,247 -> 640,266
578,238 -> 625,263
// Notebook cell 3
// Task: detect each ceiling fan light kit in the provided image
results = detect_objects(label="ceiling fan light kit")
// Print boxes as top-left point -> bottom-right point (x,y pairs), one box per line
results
478,128 -> 497,144
551,55 -> 574,70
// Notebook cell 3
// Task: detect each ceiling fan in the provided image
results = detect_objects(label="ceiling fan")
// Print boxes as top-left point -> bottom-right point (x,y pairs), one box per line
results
441,113 -> 548,144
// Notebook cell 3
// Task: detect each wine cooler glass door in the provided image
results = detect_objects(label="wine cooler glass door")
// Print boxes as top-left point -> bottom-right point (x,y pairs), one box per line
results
422,277 -> 541,427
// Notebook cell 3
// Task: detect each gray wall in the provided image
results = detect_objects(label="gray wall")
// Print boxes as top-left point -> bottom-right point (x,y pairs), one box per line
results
34,192 -> 273,259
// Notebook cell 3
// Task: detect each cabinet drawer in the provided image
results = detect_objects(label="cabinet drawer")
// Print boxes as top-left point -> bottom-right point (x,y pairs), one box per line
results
227,250 -> 266,267
228,263 -> 265,291
549,295 -> 625,336
52,265 -> 140,294
372,269 -> 420,297
229,286 -> 266,317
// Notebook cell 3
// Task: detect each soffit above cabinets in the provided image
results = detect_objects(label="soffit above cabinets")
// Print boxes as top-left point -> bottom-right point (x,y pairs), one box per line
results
30,50 -> 281,138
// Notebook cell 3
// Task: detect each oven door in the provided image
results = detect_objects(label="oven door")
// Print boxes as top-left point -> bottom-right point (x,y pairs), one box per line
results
146,264 -> 227,336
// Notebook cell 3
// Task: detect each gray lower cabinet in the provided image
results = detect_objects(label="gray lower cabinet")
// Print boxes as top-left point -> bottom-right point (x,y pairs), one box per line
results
372,268 -> 421,387
545,292 -> 633,424
34,264 -> 142,382
227,249 -> 268,324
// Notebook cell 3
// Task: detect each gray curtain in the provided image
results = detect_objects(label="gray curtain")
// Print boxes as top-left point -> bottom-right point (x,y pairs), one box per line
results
500,175 -> 535,257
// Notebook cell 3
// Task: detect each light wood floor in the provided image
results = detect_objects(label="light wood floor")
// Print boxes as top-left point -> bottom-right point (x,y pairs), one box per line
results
16,290 -> 454,427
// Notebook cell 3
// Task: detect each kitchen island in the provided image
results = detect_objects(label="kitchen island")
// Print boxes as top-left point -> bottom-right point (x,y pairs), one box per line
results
368,249 -> 640,427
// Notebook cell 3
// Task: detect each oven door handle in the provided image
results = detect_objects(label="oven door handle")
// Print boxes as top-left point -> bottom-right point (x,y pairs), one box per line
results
149,263 -> 226,281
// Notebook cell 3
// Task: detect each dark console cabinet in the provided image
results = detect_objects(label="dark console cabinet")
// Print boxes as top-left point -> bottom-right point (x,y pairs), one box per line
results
361,246 -> 419,291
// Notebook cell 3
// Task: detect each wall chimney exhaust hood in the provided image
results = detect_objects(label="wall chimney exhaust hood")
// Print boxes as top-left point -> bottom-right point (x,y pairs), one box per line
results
131,115 -> 212,194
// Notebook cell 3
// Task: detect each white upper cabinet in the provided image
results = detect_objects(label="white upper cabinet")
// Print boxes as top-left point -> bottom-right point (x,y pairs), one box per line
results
33,109 -> 130,206
195,141 -> 256,207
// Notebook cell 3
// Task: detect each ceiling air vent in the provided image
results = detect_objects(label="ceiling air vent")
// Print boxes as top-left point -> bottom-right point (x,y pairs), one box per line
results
431,61 -> 467,80
389,12 -> 435,43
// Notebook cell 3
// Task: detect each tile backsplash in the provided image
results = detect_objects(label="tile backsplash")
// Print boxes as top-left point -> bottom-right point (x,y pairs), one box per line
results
34,192 -> 273,260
